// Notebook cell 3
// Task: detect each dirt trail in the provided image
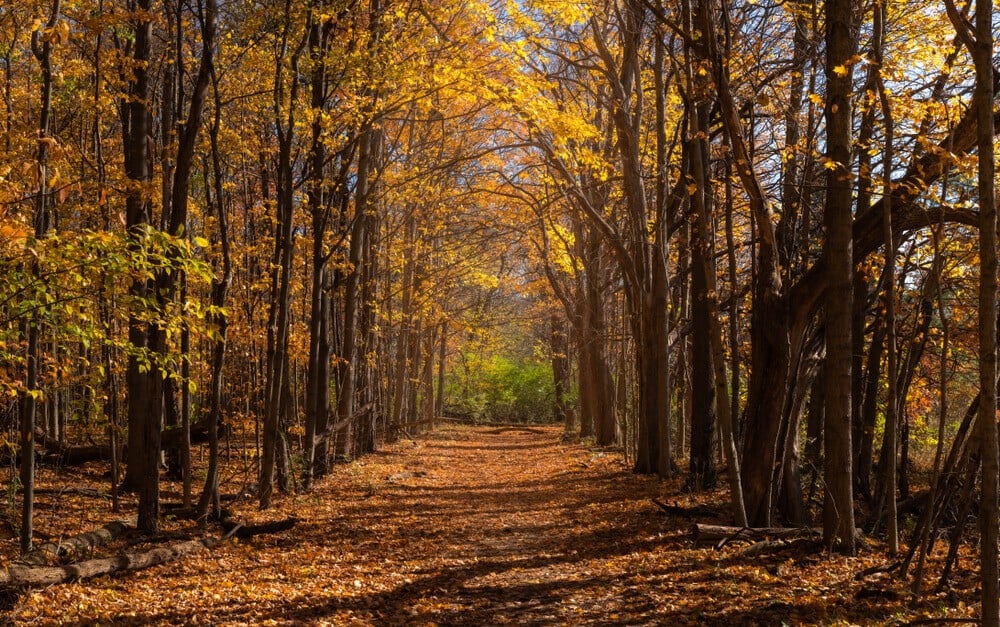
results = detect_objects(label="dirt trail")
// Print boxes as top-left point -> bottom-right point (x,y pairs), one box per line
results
9,425 -> 978,625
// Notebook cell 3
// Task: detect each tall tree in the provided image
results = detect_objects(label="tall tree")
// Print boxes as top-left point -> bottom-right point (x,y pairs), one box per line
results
121,0 -> 157,534
260,0 -> 304,508
588,0 -> 672,474
822,0 -> 857,554
19,0 -> 61,553
970,0 -> 998,615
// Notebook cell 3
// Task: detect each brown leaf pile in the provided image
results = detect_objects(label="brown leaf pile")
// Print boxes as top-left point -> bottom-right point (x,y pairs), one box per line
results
3,425 -> 982,625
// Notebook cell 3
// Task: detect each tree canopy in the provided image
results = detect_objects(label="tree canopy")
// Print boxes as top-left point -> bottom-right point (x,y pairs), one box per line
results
1,0 -> 1000,622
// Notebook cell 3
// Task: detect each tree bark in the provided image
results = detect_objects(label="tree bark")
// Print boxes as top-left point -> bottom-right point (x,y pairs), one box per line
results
20,0 -> 61,553
334,127 -> 376,461
260,0 -> 301,508
822,0 -> 858,554
435,321 -> 447,422
972,0 -> 998,616
2,538 -> 217,587
120,0 -> 159,535
17,521 -> 131,567
197,52 -> 228,521
551,316 -> 570,424
302,6 -> 337,487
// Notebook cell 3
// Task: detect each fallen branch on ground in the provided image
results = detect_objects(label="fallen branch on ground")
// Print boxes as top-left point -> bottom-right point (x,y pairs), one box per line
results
741,538 -> 820,557
220,516 -> 298,540
651,498 -> 722,518
17,520 -> 133,566
0,536 -> 217,587
854,560 -> 902,580
690,524 -> 820,545
691,523 -> 866,548
32,421 -> 214,466
24,487 -> 108,498
0,516 -> 298,587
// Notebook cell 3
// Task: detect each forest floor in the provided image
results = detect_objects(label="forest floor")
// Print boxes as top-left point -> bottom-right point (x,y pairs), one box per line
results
3,424 -> 984,625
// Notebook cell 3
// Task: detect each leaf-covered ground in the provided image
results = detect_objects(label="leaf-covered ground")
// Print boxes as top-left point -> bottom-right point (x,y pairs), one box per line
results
5,425 -> 982,625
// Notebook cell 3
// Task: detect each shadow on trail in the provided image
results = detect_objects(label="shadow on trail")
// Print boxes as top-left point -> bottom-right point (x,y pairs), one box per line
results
423,441 -> 560,452
118,523 -> 664,625
92,426 -> 920,625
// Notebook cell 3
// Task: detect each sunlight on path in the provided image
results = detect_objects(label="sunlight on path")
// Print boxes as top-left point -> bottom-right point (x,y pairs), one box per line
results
349,425 -> 666,625
11,425 -> 946,625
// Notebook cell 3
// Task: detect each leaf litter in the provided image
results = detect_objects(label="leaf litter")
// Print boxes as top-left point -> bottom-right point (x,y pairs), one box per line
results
3,425 -> 983,625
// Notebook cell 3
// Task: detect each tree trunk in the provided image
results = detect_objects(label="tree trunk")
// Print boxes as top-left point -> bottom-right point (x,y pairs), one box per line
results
391,211 -> 417,437
2,538 -> 219,587
435,321 -> 447,422
740,299 -> 791,526
302,7 -> 337,485
551,316 -> 570,424
335,127 -> 377,460
857,310 -> 885,501
822,0 -> 858,554
972,0 -> 998,617
586,244 -> 616,446
198,57 -> 227,521
684,36 -> 718,487
420,325 -> 436,429
120,0 -> 158,535
634,271 -> 670,475
689,222 -> 717,490
20,0 -> 61,553
260,25 -> 299,507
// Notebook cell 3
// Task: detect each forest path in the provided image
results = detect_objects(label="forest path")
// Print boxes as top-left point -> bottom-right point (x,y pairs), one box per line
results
11,425 -> 966,625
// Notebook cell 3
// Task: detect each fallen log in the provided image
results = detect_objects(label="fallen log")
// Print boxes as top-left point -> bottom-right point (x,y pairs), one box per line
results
161,421 -> 212,449
691,523 -> 865,547
691,524 -> 820,545
741,538 -> 821,557
220,516 -> 298,540
0,536 -> 217,587
26,487 -> 107,498
652,498 -> 722,519
123,530 -> 208,548
17,520 -> 133,566
32,421 -> 214,466
854,560 -> 902,581
38,441 -> 112,465
0,513 -> 296,588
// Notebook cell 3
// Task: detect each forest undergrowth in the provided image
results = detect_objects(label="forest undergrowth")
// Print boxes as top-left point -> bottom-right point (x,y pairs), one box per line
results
2,425 -> 982,625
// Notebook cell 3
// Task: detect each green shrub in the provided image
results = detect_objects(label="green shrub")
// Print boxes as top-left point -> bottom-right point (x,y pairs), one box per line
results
445,354 -> 556,423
